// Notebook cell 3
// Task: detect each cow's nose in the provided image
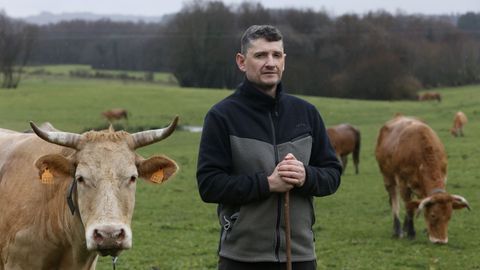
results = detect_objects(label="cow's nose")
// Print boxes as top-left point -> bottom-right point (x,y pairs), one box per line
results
90,224 -> 132,250
429,236 -> 448,244
93,225 -> 126,245
86,223 -> 132,253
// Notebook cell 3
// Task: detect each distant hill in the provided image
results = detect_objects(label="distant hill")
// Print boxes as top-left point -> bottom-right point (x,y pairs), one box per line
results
17,11 -> 170,25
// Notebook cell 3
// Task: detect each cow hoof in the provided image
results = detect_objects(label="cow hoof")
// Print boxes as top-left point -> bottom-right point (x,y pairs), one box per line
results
391,233 -> 403,239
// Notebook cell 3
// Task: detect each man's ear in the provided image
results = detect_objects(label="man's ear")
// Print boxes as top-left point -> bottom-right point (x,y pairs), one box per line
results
236,53 -> 246,72
35,154 -> 74,184
137,155 -> 178,184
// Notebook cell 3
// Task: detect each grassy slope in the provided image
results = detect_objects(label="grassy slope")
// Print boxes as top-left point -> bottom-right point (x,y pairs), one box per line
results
1,75 -> 479,269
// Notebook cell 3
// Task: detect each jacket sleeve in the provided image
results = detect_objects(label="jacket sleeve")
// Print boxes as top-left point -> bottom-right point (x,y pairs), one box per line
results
196,109 -> 271,204
296,109 -> 342,197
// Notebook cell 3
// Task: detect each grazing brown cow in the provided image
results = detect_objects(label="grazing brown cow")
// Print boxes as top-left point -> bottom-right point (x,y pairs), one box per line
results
417,92 -> 442,102
102,108 -> 128,121
327,124 -> 361,174
0,117 -> 179,269
375,115 -> 469,244
450,111 -> 468,137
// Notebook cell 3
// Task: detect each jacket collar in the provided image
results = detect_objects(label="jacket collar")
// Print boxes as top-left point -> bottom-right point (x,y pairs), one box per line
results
237,79 -> 283,109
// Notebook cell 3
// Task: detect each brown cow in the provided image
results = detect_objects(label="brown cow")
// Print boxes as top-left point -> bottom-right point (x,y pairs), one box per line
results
375,115 -> 469,244
102,108 -> 128,121
450,111 -> 468,137
0,117 -> 179,269
327,124 -> 361,174
417,92 -> 442,102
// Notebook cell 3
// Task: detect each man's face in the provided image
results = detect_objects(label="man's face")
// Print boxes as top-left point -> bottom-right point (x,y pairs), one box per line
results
236,38 -> 286,93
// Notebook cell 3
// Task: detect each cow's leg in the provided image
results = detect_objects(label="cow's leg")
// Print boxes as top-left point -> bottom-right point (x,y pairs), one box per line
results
384,178 -> 402,238
341,155 -> 348,171
460,127 -> 464,137
400,188 -> 415,239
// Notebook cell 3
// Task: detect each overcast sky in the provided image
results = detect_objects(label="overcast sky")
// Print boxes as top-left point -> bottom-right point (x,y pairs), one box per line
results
0,0 -> 478,18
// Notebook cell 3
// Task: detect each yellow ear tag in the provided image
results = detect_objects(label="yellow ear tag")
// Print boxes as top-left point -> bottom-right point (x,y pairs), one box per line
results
41,168 -> 54,184
150,169 -> 165,183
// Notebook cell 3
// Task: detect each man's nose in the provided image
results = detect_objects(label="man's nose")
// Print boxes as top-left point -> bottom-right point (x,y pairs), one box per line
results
265,55 -> 276,67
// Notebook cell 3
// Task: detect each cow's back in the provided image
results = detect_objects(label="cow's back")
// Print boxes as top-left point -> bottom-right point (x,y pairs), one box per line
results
375,117 -> 447,193
456,112 -> 467,126
327,124 -> 357,155
0,132 -> 36,181
0,132 -> 64,183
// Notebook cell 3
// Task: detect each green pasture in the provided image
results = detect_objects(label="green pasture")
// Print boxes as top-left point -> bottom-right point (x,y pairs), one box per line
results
24,64 -> 178,85
1,72 -> 479,269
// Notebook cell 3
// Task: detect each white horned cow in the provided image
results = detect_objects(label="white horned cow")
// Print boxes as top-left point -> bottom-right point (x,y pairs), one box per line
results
375,115 -> 469,244
0,117 -> 179,269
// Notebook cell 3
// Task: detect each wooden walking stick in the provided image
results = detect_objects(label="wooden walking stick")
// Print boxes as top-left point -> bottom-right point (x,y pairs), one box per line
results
284,191 -> 292,270
282,153 -> 295,270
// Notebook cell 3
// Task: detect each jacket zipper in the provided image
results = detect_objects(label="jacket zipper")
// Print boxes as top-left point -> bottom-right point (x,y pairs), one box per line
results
269,105 -> 281,262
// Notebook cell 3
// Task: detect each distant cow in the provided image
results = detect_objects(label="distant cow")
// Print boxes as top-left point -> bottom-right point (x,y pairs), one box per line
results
417,92 -> 442,102
102,108 -> 128,121
375,115 -> 469,244
327,124 -> 361,174
0,117 -> 179,269
450,111 -> 468,137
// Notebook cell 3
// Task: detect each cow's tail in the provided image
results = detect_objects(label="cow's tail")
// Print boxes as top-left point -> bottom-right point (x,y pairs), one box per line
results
353,127 -> 361,174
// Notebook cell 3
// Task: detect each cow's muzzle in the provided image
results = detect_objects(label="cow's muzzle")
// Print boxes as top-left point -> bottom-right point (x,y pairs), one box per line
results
87,224 -> 132,256
429,235 -> 448,244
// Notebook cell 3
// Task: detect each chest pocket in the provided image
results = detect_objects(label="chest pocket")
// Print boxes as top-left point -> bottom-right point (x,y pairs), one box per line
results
277,133 -> 312,164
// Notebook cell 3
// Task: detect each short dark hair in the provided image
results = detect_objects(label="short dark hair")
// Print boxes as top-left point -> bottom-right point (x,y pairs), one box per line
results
240,25 -> 283,54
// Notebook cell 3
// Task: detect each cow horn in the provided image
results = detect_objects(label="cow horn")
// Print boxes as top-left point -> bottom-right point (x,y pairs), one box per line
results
416,196 -> 433,218
30,122 -> 81,149
451,195 -> 471,210
131,116 -> 179,149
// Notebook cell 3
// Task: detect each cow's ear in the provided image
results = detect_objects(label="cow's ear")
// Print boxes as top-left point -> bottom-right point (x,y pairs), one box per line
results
406,200 -> 420,213
35,154 -> 74,185
137,155 -> 178,184
452,195 -> 471,210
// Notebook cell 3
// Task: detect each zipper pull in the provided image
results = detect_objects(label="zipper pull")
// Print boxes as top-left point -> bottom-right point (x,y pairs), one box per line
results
223,216 -> 231,231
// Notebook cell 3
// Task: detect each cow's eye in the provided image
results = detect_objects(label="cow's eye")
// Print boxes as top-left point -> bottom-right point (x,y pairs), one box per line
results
130,176 -> 137,183
76,176 -> 84,183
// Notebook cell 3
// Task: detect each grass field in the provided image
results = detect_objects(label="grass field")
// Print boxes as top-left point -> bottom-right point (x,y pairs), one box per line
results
1,71 -> 479,269
24,64 -> 178,85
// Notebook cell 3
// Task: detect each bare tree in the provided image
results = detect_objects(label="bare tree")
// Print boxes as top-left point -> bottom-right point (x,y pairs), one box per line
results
0,14 -> 38,89
165,0 -> 239,88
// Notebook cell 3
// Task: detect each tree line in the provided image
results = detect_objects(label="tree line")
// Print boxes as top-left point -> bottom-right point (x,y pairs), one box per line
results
1,1 -> 480,99
0,13 -> 37,88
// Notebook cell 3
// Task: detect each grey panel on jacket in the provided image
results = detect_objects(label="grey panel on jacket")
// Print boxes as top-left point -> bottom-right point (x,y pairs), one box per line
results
277,136 -> 312,164
230,135 -> 276,175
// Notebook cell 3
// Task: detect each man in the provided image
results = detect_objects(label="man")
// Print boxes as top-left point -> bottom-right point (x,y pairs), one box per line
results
196,25 -> 342,270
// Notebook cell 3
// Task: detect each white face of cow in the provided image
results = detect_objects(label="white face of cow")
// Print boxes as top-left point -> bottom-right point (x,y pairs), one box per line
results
31,117 -> 179,257
75,141 -> 137,256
